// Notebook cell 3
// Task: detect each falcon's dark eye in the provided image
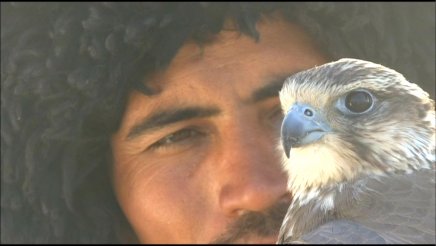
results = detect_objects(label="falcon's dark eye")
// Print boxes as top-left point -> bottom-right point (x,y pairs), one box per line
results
336,89 -> 376,116
344,90 -> 373,113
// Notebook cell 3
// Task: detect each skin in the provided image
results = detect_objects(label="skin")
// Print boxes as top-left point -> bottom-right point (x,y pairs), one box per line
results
111,15 -> 329,243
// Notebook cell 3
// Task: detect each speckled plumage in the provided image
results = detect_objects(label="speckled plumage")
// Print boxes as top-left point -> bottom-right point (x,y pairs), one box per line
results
277,58 -> 435,244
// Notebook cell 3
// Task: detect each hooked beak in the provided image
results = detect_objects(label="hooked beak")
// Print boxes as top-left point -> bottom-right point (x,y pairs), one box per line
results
281,103 -> 331,158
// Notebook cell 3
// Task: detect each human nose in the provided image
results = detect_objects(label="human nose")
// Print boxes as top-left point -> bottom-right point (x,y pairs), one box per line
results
215,126 -> 291,216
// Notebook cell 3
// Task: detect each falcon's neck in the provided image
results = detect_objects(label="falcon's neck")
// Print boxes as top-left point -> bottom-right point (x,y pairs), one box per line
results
278,179 -> 367,243
278,142 -> 367,242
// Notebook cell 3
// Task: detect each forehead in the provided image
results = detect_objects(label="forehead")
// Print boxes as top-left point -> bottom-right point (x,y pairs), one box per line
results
175,19 -> 321,63
117,16 -> 328,134
142,15 -> 328,87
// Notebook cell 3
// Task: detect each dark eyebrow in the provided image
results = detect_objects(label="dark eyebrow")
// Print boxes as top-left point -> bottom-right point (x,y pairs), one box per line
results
126,75 -> 291,141
126,106 -> 220,140
250,76 -> 289,103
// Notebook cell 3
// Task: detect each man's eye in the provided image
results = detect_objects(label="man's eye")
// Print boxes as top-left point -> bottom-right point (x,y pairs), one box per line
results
148,128 -> 206,150
268,106 -> 284,133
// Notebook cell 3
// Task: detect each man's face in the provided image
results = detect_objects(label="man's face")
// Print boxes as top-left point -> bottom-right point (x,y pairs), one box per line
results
111,17 -> 328,243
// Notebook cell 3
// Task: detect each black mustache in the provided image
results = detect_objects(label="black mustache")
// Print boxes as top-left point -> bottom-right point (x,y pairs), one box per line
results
210,201 -> 289,243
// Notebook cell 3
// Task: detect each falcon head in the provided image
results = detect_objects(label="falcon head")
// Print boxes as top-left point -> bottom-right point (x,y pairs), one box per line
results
279,58 -> 435,196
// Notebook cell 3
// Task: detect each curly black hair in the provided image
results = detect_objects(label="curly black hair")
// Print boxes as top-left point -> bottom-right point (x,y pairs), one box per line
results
1,2 -> 434,243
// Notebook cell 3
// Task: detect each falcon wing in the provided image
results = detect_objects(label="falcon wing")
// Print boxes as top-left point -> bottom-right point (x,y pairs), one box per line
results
283,169 -> 435,244
300,219 -> 387,244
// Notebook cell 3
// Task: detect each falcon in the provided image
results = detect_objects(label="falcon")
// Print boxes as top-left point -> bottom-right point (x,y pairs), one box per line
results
277,58 -> 435,244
